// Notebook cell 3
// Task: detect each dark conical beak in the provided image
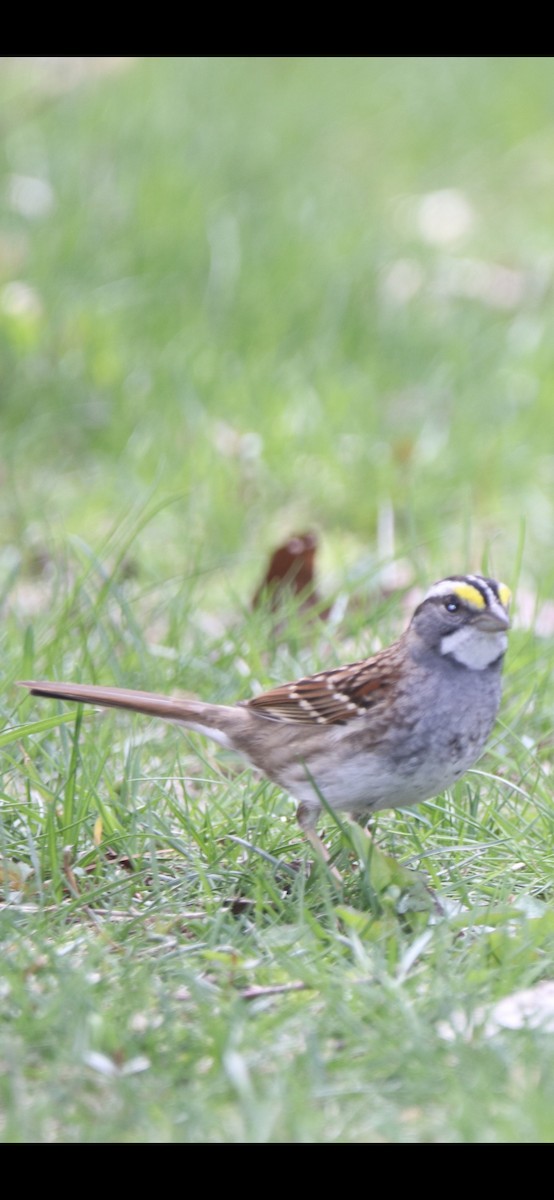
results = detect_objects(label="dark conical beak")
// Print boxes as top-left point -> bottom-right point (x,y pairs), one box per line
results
473,602 -> 511,632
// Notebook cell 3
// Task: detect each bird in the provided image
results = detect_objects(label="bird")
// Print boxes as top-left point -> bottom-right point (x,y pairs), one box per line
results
19,573 -> 511,879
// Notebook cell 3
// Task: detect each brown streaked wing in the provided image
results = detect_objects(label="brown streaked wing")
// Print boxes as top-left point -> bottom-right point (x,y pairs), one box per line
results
245,647 -> 399,725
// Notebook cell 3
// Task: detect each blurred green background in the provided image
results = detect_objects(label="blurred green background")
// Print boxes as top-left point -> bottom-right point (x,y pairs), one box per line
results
4,56 -> 554,1147
2,56 -> 553,608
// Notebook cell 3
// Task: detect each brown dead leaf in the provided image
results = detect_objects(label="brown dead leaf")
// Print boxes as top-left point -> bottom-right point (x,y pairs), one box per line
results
252,532 -> 330,618
63,846 -> 80,896
0,859 -> 33,896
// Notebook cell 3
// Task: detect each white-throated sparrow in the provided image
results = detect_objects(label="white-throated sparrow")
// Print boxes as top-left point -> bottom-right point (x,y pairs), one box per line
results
20,574 -> 511,876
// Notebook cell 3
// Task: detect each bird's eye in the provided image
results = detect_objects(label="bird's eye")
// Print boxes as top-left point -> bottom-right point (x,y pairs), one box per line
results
445,597 -> 460,613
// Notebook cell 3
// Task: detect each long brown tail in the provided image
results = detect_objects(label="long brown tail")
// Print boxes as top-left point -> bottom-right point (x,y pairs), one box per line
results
17,681 -> 243,749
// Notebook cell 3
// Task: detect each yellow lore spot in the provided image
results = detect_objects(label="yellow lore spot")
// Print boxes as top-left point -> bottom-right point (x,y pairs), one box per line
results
451,582 -> 486,609
498,582 -> 511,609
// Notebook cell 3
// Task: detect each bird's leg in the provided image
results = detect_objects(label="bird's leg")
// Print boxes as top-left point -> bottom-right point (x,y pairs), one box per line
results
297,802 -> 343,884
351,811 -> 374,838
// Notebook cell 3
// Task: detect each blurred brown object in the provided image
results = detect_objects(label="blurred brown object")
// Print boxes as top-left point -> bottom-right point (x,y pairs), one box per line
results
252,532 -> 329,618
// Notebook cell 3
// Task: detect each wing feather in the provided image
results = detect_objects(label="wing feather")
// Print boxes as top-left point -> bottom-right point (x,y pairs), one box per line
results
245,646 -> 399,725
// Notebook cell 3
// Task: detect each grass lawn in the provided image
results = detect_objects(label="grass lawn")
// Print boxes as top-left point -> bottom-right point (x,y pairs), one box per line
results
2,56 -> 554,1142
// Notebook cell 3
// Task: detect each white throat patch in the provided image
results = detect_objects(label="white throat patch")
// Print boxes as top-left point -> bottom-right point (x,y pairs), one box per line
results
441,625 -> 508,670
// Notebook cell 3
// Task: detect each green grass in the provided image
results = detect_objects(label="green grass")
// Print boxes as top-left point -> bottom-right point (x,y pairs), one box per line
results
2,56 -> 554,1142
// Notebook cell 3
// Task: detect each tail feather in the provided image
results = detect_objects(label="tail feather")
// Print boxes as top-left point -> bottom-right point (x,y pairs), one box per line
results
17,680 -> 238,748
